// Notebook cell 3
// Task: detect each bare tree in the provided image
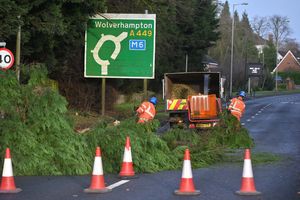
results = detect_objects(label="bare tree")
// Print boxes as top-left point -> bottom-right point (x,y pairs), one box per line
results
268,15 -> 291,48
281,38 -> 300,55
251,16 -> 268,38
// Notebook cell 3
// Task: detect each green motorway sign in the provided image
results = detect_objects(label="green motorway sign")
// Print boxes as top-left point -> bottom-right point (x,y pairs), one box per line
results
84,13 -> 156,79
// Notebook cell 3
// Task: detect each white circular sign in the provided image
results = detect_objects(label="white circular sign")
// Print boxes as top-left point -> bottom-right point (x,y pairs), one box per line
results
0,48 -> 14,70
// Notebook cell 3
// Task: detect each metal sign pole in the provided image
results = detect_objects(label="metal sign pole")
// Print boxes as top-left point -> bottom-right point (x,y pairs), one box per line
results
143,9 -> 149,101
101,78 -> 106,116
248,77 -> 251,95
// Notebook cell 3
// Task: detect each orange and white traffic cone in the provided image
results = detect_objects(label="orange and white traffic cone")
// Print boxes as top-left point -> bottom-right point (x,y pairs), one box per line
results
236,149 -> 261,195
174,149 -> 200,195
119,136 -> 136,179
0,148 -> 22,193
84,147 -> 111,193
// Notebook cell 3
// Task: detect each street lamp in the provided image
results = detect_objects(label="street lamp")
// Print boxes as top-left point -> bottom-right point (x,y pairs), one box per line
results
275,39 -> 279,92
275,18 -> 289,92
230,2 -> 248,97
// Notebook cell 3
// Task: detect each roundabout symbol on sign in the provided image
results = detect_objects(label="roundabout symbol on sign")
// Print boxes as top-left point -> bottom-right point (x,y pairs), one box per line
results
0,48 -> 14,70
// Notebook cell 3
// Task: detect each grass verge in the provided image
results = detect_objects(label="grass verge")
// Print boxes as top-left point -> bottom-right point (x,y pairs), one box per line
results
223,152 -> 282,165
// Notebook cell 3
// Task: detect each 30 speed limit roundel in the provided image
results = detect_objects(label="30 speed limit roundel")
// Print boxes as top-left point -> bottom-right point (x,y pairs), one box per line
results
0,48 -> 15,70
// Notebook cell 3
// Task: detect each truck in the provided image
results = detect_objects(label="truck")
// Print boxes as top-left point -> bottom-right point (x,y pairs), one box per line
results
163,72 -> 224,129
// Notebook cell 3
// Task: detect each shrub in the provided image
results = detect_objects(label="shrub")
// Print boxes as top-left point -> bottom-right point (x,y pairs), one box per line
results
0,66 -> 90,175
279,71 -> 300,84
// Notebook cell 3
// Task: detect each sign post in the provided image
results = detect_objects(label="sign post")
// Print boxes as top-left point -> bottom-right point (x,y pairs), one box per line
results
0,47 -> 15,71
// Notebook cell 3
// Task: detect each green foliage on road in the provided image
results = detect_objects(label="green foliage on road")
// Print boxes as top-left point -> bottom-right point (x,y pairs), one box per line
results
0,66 -> 90,175
85,119 -> 180,173
161,112 -> 253,168
211,112 -> 254,149
0,68 -> 253,175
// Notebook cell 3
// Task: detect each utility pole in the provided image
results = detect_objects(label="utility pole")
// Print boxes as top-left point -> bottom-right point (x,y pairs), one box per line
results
101,10 -> 107,116
16,15 -> 21,81
275,39 -> 279,92
230,3 -> 248,97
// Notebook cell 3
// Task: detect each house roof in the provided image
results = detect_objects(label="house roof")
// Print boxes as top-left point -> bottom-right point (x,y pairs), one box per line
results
278,50 -> 286,57
272,50 -> 300,73
294,52 -> 300,63
253,33 -> 266,45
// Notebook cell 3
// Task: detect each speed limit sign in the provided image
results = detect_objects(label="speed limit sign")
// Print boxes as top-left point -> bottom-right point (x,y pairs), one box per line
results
0,48 -> 14,70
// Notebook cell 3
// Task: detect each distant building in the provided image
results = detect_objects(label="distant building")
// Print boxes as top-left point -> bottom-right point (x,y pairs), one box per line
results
272,50 -> 300,73
202,55 -> 220,72
255,44 -> 265,55
277,51 -> 285,63
255,45 -> 283,64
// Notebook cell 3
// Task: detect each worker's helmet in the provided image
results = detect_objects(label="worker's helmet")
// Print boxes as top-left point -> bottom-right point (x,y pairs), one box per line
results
238,91 -> 246,98
149,96 -> 157,105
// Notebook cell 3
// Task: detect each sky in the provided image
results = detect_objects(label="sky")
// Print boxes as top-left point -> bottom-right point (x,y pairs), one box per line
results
219,0 -> 300,43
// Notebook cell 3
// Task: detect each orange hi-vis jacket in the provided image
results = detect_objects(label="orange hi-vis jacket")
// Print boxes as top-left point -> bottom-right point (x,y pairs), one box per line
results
136,101 -> 156,123
228,97 -> 245,121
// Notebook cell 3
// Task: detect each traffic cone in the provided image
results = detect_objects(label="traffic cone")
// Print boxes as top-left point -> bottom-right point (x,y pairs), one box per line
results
84,147 -> 111,193
236,149 -> 261,195
174,149 -> 200,195
119,136 -> 136,178
0,148 -> 22,193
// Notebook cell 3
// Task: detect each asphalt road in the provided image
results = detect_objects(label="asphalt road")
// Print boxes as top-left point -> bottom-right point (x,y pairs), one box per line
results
1,94 -> 300,200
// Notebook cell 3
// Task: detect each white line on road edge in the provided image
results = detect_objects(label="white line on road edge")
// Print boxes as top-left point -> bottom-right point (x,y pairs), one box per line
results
107,180 -> 130,190
266,103 -> 272,107
241,123 -> 245,126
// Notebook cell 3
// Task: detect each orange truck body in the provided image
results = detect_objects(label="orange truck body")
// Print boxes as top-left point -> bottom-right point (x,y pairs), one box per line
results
164,72 -> 223,128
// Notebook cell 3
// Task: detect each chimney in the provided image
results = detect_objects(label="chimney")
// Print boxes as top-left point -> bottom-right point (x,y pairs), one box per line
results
268,34 -> 274,43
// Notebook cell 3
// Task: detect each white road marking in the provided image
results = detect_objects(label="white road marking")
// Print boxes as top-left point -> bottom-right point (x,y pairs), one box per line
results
255,113 -> 259,116
247,119 -> 251,122
241,123 -> 245,126
258,111 -> 262,113
107,180 -> 130,190
251,116 -> 255,118
265,103 -> 272,108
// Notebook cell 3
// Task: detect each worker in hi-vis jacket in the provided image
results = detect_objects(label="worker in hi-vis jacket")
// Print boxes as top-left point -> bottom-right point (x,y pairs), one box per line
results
228,91 -> 246,121
136,96 -> 157,123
